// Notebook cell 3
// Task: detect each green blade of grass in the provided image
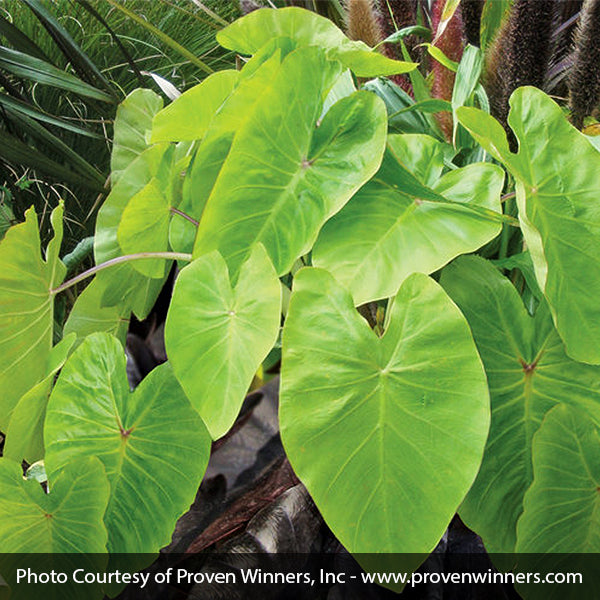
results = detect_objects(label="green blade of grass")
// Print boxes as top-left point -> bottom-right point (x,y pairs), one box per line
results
0,46 -> 115,102
0,93 -> 103,138
105,0 -> 215,75
5,112 -> 106,188
0,13 -> 49,62
0,128 -> 105,191
75,0 -> 145,87
21,0 -> 118,97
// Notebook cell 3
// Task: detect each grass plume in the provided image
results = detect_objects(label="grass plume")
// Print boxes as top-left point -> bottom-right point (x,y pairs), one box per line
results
569,0 -> 600,128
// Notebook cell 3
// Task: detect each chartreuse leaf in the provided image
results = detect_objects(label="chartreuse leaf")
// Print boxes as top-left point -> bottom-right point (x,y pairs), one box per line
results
4,333 -> 76,464
152,37 -> 294,147
458,87 -> 600,364
441,256 -> 600,553
513,406 -> 600,600
0,203 -> 65,432
95,144 -> 169,319
119,52 -> 287,271
171,49 -> 288,254
151,70 -> 239,143
280,268 -> 489,564
313,134 -> 503,305
518,405 -> 600,552
117,178 -> 171,279
0,456 -> 109,552
216,7 -> 415,77
44,333 -> 211,556
116,145 -> 194,278
63,277 -> 129,346
0,201 -> 15,242
120,56 -> 271,263
0,456 -> 109,600
165,245 -> 281,440
194,47 -> 387,277
111,88 -> 163,186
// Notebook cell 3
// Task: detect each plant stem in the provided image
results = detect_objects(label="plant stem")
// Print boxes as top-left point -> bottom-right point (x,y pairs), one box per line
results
50,251 -> 192,296
170,207 -> 199,226
498,224 -> 511,260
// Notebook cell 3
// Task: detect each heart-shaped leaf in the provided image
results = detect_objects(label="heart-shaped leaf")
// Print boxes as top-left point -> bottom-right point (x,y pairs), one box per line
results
441,256 -> 600,553
458,87 -> 600,364
166,245 -> 281,439
216,7 -> 415,77
151,70 -> 239,143
0,203 -> 65,431
280,268 -> 489,563
44,332 -> 211,555
95,144 -> 169,319
4,333 -> 76,464
111,88 -> 163,185
518,405 -> 600,553
313,134 -> 503,304
171,49 -> 288,254
512,405 -> 600,599
63,277 -> 129,345
0,456 -> 109,552
117,176 -> 171,279
193,46 -> 388,277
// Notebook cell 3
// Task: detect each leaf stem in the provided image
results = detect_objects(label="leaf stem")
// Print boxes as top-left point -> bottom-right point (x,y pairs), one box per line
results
498,224 -> 511,260
50,252 -> 192,296
170,207 -> 199,227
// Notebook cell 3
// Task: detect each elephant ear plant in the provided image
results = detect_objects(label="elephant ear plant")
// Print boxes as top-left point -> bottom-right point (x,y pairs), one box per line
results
1,6 -> 600,597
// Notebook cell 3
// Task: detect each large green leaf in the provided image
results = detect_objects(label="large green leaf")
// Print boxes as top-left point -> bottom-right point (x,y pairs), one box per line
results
111,88 -> 163,186
165,245 -> 281,439
44,333 -> 211,555
95,144 -> 169,319
152,37 -> 294,147
151,70 -> 239,143
441,256 -> 600,553
115,145 -> 194,278
62,277 -> 129,346
0,203 -> 65,432
313,134 -> 503,305
117,177 -> 171,279
513,406 -> 600,599
280,268 -> 489,560
170,49 -> 288,254
193,47 -> 387,277
0,456 -> 109,552
518,405 -> 600,553
216,7 -> 415,77
155,42 -> 298,256
4,333 -> 76,464
457,87 -> 600,364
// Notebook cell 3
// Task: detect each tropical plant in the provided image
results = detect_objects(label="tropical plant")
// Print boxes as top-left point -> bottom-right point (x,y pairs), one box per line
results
1,4 -> 600,599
